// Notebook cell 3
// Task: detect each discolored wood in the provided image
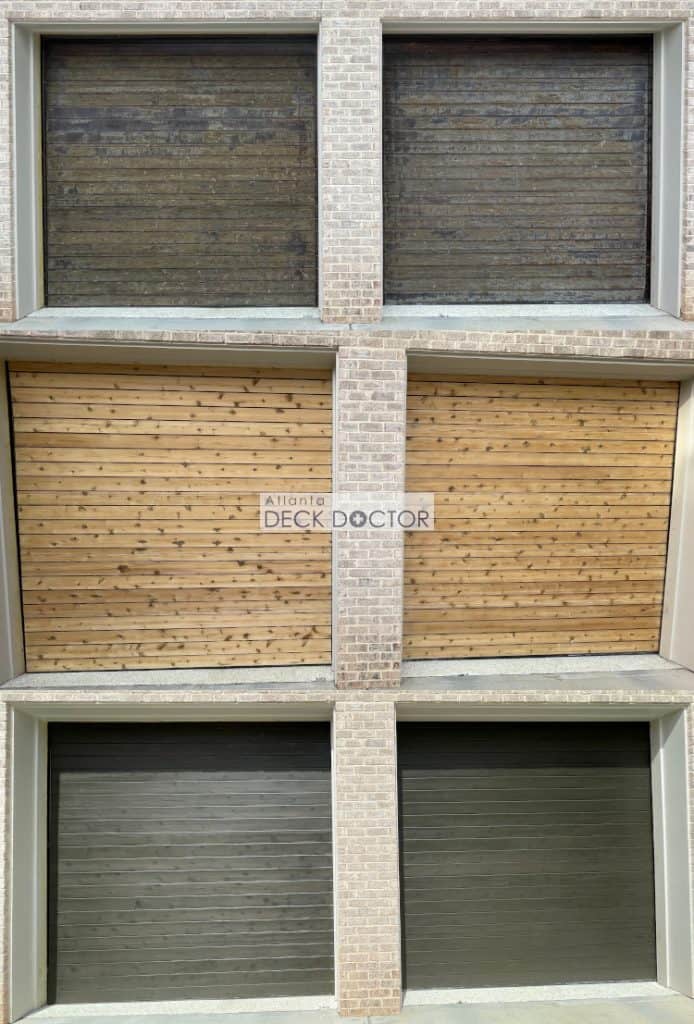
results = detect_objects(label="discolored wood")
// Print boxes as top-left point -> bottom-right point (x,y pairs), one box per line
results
398,722 -> 657,988
384,36 -> 653,303
48,723 -> 334,1002
42,37 -> 318,306
11,363 -> 332,670
404,374 -> 678,659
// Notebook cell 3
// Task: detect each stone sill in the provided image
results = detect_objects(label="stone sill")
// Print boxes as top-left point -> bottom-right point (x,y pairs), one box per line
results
0,304 -> 691,342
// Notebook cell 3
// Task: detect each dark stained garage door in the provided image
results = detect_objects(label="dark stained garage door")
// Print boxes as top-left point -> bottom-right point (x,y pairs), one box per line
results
398,722 -> 656,989
42,36 -> 318,306
384,36 -> 652,304
48,723 -> 334,1002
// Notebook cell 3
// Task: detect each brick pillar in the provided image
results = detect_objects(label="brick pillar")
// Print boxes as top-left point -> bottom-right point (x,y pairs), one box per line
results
683,20 -> 694,320
318,17 -> 382,323
332,700 -> 401,1017
334,344 -> 407,689
0,18 -> 12,322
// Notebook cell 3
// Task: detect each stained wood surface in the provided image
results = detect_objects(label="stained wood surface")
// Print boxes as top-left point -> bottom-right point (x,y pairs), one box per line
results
11,362 -> 332,671
384,36 -> 653,303
398,722 -> 656,987
48,723 -> 334,1001
404,373 -> 679,659
42,36 -> 318,306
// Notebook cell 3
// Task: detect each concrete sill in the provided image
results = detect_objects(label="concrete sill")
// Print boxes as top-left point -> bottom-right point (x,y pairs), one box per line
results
7,306 -> 331,335
380,303 -> 690,334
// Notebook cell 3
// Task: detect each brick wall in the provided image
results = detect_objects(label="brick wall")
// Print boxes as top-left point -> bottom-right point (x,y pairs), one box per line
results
330,700 -> 402,1016
334,345 -> 407,688
0,1 -> 692,322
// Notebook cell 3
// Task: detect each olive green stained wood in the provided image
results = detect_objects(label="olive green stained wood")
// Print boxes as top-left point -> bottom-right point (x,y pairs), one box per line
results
48,723 -> 334,1002
398,722 -> 657,989
384,36 -> 653,304
42,36 -> 318,306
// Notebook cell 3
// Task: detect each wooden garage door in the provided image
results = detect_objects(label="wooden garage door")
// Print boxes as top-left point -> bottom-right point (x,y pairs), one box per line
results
49,723 -> 334,1002
11,362 -> 331,671
398,722 -> 656,988
405,374 -> 679,659
384,36 -> 652,304
42,36 -> 317,306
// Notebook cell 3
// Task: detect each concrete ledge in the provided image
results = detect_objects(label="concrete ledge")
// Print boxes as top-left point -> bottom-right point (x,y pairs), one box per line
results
2,664 -> 334,690
402,654 -> 677,677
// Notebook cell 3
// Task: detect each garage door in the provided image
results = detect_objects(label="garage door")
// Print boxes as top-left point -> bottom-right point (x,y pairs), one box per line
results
405,373 -> 679,659
398,722 -> 656,989
384,35 -> 652,303
42,36 -> 317,306
11,362 -> 332,671
48,723 -> 334,1002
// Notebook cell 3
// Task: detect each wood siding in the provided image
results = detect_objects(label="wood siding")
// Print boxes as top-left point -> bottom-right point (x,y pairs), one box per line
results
11,362 -> 332,671
405,373 -> 679,659
48,723 -> 334,1001
398,722 -> 656,988
384,36 -> 653,304
42,37 -> 318,307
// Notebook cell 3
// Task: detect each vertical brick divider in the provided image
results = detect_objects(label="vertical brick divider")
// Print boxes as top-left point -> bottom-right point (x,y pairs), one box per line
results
318,16 -> 383,323
0,15 -> 13,322
332,699 -> 402,1017
333,342 -> 408,689
684,18 -> 694,318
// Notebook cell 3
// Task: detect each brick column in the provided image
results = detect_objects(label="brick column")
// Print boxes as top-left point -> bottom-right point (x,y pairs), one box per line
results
683,19 -> 694,320
334,344 -> 407,689
318,17 -> 382,323
332,700 -> 401,1017
0,17 -> 12,322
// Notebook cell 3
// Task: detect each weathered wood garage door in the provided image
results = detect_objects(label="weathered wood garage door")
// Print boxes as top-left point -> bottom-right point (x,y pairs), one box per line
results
42,36 -> 317,306
49,723 -> 334,1002
398,722 -> 656,988
384,36 -> 652,303
405,374 -> 679,659
11,362 -> 331,670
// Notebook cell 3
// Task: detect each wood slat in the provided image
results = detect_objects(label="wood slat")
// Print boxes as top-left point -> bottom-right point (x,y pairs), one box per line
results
42,37 -> 318,307
12,363 -> 332,671
405,374 -> 678,659
384,36 -> 652,303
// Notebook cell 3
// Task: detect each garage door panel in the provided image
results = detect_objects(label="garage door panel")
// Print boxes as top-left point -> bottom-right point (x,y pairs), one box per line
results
11,363 -> 332,671
405,374 -> 678,658
398,722 -> 656,989
384,36 -> 651,305
43,37 -> 317,307
49,723 -> 334,1003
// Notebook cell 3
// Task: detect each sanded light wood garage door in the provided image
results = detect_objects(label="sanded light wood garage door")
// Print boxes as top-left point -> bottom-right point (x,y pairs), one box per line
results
405,374 -> 679,659
49,723 -> 334,1002
42,36 -> 318,306
11,362 -> 331,671
384,35 -> 652,304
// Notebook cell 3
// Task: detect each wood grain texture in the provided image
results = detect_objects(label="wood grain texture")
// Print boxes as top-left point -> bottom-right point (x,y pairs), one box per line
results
48,723 -> 334,1002
42,37 -> 318,306
384,36 -> 652,303
398,722 -> 656,988
404,374 -> 678,659
11,363 -> 332,671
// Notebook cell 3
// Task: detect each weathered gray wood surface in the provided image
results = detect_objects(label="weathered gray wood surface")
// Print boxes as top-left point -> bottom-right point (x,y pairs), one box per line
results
384,36 -> 653,304
43,37 -> 318,306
